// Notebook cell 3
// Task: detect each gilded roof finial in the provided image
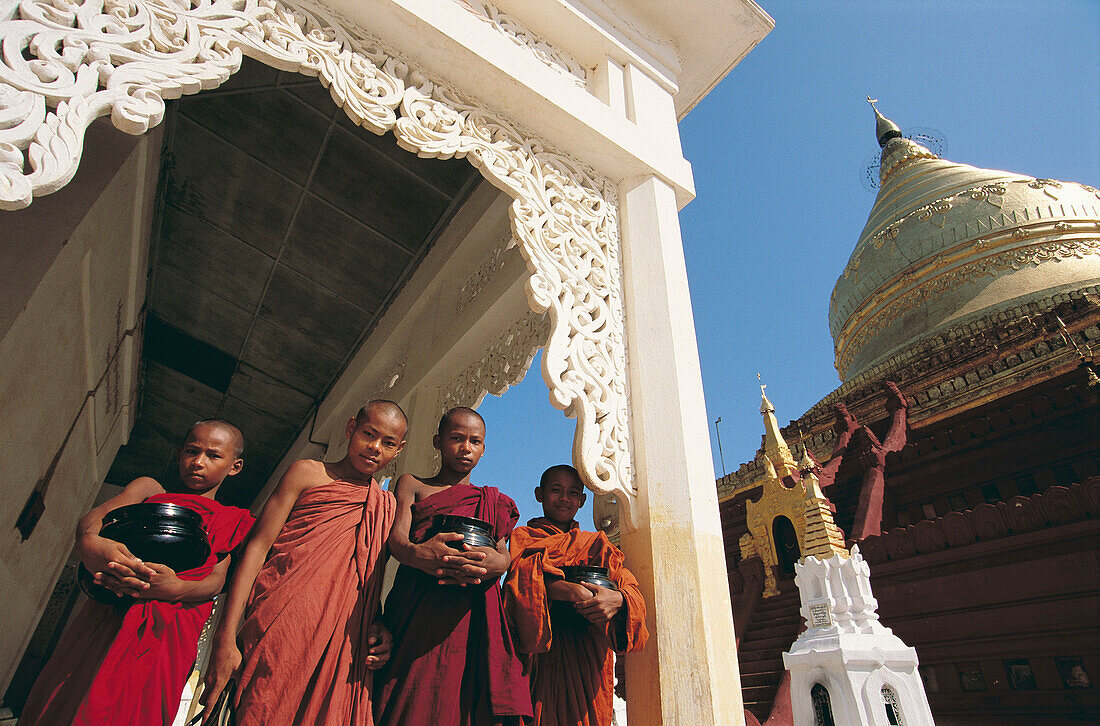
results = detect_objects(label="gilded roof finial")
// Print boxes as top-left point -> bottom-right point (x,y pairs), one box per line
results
798,446 -> 816,472
868,95 -> 902,148
758,377 -> 798,477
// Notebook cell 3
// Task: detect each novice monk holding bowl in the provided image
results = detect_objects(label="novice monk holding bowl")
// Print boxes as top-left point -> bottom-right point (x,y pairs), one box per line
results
21,420 -> 255,726
374,406 -> 532,726
504,464 -> 648,726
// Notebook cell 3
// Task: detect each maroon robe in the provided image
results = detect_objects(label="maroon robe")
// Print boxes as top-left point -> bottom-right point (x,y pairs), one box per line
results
20,493 -> 254,726
374,483 -> 532,725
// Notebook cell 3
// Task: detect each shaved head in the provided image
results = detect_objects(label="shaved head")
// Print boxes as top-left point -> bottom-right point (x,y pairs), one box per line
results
437,406 -> 485,437
357,400 -> 408,437
187,419 -> 244,458
539,464 -> 581,489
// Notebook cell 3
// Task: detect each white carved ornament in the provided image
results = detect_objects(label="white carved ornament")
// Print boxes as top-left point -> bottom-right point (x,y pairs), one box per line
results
441,310 -> 549,412
0,0 -> 637,526
453,0 -> 587,87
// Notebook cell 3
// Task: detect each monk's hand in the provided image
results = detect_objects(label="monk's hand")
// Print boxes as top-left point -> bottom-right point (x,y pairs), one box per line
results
574,584 -> 625,624
78,533 -> 156,582
472,545 -> 511,580
438,543 -> 489,586
199,638 -> 241,722
93,569 -> 149,598
131,562 -> 187,601
547,579 -> 591,603
414,532 -> 467,577
366,622 -> 393,669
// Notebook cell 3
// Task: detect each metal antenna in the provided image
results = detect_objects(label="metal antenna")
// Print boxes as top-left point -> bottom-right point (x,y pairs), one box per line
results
714,416 -> 726,477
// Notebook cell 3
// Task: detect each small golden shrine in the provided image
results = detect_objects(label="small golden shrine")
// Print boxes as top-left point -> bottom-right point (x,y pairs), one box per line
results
739,387 -> 848,596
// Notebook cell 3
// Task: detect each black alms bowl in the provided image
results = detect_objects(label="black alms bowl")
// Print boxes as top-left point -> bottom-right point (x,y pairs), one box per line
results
78,502 -> 211,604
425,514 -> 497,550
560,565 -> 616,591
551,565 -> 618,628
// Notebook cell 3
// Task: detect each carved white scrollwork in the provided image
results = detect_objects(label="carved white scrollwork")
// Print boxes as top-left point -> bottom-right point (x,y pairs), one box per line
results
453,0 -> 587,87
441,310 -> 549,412
1,0 -> 637,526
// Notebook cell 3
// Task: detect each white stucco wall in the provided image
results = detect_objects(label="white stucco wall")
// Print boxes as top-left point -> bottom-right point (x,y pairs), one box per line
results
0,129 -> 161,692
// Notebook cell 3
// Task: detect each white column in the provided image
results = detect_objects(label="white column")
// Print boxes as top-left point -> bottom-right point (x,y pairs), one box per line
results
618,175 -> 743,726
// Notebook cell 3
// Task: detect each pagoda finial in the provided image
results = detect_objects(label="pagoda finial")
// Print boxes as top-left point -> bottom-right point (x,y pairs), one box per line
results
758,378 -> 797,477
868,95 -> 902,148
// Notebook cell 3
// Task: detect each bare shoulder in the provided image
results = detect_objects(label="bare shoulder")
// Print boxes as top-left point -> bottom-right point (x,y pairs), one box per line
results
393,473 -> 428,501
124,476 -> 166,498
278,459 -> 330,494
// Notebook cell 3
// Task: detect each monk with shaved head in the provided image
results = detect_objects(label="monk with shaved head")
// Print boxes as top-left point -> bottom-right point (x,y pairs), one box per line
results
20,420 -> 256,726
202,400 -> 407,725
374,406 -> 532,725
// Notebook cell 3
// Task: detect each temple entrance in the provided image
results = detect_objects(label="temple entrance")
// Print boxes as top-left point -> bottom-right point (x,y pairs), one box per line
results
772,516 -> 801,575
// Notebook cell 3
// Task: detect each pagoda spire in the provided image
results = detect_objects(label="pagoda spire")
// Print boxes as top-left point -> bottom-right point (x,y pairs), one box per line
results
867,95 -> 902,147
760,383 -> 798,478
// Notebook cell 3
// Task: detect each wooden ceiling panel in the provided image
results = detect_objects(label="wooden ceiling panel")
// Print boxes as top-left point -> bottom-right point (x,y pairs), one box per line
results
157,203 -> 274,311
178,88 -> 331,185
257,264 -> 372,360
224,363 -> 316,426
151,268 -> 254,357
280,195 -> 411,312
238,317 -> 343,395
309,126 -> 450,250
165,116 -> 298,256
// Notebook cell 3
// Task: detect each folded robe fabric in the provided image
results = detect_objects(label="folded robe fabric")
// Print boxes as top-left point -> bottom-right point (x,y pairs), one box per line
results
235,480 -> 395,726
20,493 -> 254,726
503,518 -> 648,726
374,483 -> 532,726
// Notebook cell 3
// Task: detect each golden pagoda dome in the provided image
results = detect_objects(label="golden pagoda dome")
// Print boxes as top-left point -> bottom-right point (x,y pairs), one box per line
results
829,103 -> 1100,382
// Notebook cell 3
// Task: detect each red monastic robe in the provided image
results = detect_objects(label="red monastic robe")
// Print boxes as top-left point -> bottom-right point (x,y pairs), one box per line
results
503,518 -> 648,726
374,483 -> 532,726
20,493 -> 254,726
235,480 -> 396,726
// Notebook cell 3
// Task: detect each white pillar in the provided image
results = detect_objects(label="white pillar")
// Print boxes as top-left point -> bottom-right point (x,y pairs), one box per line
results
618,175 -> 743,726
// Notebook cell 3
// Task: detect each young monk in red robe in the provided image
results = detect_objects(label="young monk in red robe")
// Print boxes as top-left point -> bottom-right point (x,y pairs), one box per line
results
374,406 -> 532,726
20,420 -> 255,726
503,464 -> 648,726
199,400 -> 407,725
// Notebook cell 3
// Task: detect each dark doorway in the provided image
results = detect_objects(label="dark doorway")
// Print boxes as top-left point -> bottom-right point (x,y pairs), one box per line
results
773,515 -> 801,574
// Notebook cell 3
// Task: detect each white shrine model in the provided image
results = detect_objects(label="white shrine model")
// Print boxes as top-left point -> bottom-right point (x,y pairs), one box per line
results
785,545 -> 935,726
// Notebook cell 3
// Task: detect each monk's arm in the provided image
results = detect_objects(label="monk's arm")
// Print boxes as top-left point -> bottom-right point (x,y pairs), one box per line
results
76,476 -> 163,581
199,460 -> 314,716
387,474 -> 465,577
118,554 -> 232,602
478,538 -> 513,580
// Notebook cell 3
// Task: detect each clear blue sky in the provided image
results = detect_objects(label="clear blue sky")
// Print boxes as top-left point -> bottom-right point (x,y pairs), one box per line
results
473,1 -> 1099,526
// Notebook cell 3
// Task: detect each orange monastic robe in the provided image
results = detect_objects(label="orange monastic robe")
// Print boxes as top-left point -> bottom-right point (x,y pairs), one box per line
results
235,480 -> 396,726
504,518 -> 648,726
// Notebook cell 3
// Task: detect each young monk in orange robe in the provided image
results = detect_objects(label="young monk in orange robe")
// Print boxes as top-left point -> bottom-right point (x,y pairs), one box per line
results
374,407 -> 532,726
200,401 -> 407,725
504,464 -> 648,726
20,420 -> 255,726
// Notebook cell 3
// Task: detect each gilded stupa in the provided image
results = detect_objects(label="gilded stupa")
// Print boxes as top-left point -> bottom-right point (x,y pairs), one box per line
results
830,102 -> 1100,382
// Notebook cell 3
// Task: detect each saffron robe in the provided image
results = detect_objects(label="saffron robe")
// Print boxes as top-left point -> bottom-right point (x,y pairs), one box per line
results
374,483 -> 532,725
235,480 -> 396,726
20,493 -> 254,726
503,518 -> 648,726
